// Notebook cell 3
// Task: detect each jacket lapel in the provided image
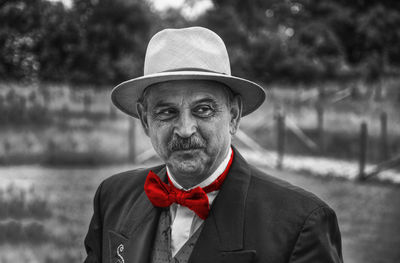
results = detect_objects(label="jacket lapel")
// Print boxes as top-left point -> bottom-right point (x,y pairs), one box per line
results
108,168 -> 167,263
190,148 -> 257,263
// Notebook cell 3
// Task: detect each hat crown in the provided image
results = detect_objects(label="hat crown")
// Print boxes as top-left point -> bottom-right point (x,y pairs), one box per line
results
144,27 -> 231,76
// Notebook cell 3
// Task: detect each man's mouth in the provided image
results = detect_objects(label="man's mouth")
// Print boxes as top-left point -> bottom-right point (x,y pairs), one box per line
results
173,148 -> 203,153
171,148 -> 204,158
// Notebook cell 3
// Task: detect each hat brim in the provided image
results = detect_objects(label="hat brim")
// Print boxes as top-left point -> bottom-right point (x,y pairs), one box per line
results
111,71 -> 266,118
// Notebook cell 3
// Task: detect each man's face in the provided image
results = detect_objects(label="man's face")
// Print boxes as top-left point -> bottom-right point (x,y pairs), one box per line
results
137,80 -> 241,188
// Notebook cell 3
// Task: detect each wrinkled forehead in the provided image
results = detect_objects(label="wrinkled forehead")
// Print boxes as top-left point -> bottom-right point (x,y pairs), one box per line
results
141,80 -> 233,106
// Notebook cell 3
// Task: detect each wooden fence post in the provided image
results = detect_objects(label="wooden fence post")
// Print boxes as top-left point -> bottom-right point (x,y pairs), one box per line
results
128,118 -> 136,163
317,85 -> 326,154
83,92 -> 92,114
3,139 -> 11,153
358,122 -> 368,181
318,85 -> 326,100
0,95 -> 4,123
316,102 -> 324,153
276,112 -> 285,170
2,140 -> 10,164
380,112 -> 388,161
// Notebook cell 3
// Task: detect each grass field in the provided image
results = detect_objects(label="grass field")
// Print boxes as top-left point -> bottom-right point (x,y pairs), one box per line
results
0,161 -> 399,263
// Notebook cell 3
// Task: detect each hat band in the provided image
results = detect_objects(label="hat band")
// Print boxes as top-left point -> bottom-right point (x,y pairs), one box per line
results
158,67 -> 228,75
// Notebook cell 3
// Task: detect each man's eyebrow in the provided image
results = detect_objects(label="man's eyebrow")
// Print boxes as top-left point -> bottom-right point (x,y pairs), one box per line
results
152,97 -> 220,108
191,97 -> 219,106
152,101 -> 176,108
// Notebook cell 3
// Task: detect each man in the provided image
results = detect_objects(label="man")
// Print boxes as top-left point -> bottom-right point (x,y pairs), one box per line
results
84,27 -> 342,263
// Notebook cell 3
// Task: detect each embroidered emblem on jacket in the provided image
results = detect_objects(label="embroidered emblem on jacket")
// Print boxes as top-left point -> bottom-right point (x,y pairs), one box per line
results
116,244 -> 125,263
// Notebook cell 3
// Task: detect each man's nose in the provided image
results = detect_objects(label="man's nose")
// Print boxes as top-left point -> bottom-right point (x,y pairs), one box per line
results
174,111 -> 197,138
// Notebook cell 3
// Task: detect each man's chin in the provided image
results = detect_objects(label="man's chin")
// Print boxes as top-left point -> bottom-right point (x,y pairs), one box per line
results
168,157 -> 204,175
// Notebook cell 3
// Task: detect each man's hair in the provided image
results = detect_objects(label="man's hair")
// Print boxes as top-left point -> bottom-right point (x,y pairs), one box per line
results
137,80 -> 237,112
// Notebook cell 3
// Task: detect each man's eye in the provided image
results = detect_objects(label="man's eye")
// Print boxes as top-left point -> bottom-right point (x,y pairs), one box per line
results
193,105 -> 214,116
160,109 -> 175,115
155,108 -> 177,119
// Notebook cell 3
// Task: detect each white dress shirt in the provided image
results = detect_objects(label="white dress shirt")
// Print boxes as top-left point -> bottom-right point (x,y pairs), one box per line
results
166,147 -> 232,256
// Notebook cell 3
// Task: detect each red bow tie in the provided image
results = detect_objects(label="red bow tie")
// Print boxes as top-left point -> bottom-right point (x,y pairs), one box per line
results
144,150 -> 234,220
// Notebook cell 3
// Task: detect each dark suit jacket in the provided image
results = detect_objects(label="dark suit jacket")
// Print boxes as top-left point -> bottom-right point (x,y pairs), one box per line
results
84,148 -> 343,263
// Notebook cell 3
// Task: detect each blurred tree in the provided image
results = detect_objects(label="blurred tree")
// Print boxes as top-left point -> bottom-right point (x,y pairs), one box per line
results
0,0 -> 45,81
1,0 -> 400,84
200,0 -> 400,83
36,2 -> 81,82
70,0 -> 157,84
0,0 -> 157,84
290,22 -> 345,80
357,4 -> 400,69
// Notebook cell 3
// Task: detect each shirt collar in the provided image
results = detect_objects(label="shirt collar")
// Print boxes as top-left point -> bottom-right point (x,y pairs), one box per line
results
167,147 -> 233,191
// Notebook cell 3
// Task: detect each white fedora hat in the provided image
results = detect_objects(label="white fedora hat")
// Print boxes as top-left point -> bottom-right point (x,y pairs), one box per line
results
111,27 -> 266,118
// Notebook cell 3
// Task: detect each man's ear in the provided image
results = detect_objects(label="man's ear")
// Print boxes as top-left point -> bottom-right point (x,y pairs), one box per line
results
229,95 -> 242,135
137,102 -> 150,136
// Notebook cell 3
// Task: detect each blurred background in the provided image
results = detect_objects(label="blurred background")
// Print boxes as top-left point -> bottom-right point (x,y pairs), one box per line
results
0,0 -> 399,262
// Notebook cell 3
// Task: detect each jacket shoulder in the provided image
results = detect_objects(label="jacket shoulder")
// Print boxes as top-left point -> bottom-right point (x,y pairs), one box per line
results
247,165 -> 332,222
243,165 -> 342,263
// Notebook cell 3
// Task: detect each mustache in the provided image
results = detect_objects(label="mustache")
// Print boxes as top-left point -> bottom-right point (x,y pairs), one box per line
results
167,134 -> 207,152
